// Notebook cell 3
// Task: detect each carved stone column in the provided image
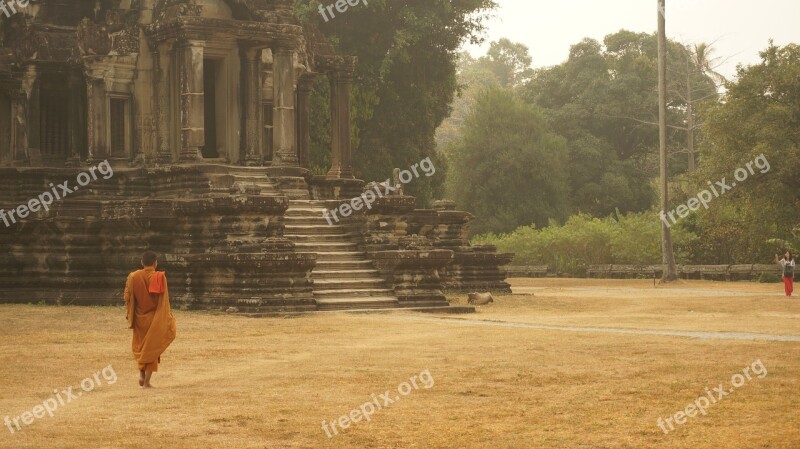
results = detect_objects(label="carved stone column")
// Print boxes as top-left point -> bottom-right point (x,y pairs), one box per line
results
154,43 -> 173,164
24,70 -> 41,166
327,64 -> 355,179
241,46 -> 263,166
271,43 -> 298,167
296,73 -> 316,169
178,39 -> 204,162
0,88 -> 11,165
65,71 -> 84,167
10,89 -> 28,165
85,76 -> 107,162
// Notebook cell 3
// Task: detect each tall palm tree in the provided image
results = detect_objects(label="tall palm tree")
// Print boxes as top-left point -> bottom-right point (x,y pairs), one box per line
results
683,43 -> 727,171
658,0 -> 678,282
691,43 -> 727,85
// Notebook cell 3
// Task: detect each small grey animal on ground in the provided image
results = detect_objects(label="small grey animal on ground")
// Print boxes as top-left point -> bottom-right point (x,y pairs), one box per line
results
468,292 -> 493,305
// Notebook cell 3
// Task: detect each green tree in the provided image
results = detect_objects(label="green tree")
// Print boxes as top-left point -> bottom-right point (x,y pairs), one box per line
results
295,0 -> 496,205
690,42 -> 800,262
445,88 -> 569,234
480,38 -> 534,88
436,39 -> 534,149
521,30 -> 719,218
523,34 -> 658,216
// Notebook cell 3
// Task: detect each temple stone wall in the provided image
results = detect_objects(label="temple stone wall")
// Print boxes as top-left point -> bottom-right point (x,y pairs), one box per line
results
361,195 -> 513,294
414,201 -> 513,293
0,166 -> 316,312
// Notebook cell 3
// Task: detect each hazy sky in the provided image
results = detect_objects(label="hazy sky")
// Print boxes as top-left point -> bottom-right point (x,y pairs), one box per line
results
465,0 -> 800,79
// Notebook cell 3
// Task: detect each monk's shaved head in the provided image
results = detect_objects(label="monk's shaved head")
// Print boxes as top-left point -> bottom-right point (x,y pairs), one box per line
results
141,251 -> 158,267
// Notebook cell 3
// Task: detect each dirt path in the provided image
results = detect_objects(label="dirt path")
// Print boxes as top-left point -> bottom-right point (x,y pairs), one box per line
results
391,315 -> 800,342
511,286 -> 788,297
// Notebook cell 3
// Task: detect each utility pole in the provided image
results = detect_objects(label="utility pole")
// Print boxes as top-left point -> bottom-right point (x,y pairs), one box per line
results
658,0 -> 678,282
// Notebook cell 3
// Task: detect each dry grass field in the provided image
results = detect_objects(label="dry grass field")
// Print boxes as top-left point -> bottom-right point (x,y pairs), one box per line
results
1,279 -> 798,449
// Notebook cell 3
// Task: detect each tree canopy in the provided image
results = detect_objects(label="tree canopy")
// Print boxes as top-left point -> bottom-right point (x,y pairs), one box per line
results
521,31 -> 718,218
685,42 -> 800,262
445,88 -> 569,234
295,0 -> 496,205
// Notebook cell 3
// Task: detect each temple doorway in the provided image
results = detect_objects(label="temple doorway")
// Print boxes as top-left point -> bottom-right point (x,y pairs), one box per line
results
40,74 -> 70,163
202,58 -> 220,159
0,91 -> 10,163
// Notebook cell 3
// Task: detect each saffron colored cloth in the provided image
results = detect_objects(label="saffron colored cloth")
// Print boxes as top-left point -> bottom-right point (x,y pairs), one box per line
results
124,267 -> 177,372
783,275 -> 794,296
149,271 -> 166,294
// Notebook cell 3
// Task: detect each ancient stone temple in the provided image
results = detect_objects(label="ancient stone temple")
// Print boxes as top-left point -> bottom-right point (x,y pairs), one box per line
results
0,0 -> 511,312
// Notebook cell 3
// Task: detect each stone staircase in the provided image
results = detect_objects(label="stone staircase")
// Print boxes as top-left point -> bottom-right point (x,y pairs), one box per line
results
283,200 -> 399,310
202,165 -> 283,197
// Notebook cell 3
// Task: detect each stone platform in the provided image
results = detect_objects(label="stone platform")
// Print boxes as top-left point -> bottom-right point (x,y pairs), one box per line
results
0,164 -> 512,312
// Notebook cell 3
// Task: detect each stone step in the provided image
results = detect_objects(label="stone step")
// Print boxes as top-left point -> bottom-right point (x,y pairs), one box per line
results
224,184 -> 280,193
315,296 -> 399,311
313,288 -> 395,298
284,225 -> 357,235
282,190 -> 311,200
314,251 -> 367,261
229,177 -> 278,187
290,199 -> 333,207
284,233 -> 362,242
289,200 -> 334,212
312,269 -> 381,279
315,260 -> 376,270
283,218 -> 342,227
284,209 -> 327,215
286,199 -> 398,308
291,199 -> 327,203
295,242 -> 360,251
285,206 -> 333,219
313,278 -> 388,289
208,189 -> 285,198
285,203 -> 358,213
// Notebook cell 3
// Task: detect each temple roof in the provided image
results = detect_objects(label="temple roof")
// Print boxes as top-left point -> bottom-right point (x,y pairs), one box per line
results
0,0 -> 349,73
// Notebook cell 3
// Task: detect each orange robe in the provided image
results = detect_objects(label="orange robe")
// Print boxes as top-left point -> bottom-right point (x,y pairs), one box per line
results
123,267 -> 177,372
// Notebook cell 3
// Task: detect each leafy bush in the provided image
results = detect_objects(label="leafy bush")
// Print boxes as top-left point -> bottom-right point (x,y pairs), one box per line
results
473,211 -> 697,275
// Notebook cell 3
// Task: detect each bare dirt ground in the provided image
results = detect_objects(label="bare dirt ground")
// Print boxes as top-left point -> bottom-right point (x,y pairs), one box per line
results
1,278 -> 798,449
447,278 -> 800,335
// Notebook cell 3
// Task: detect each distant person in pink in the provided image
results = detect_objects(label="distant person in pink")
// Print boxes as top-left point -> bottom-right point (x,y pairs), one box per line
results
776,250 -> 795,296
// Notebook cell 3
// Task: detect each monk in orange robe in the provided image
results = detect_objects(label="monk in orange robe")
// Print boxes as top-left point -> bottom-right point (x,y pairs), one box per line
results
123,251 -> 177,388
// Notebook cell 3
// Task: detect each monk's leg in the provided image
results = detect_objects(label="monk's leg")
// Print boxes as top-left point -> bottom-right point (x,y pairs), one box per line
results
139,370 -> 145,387
142,360 -> 158,388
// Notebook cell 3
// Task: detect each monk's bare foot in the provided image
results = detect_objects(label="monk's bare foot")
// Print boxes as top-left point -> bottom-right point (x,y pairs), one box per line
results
142,383 -> 155,389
